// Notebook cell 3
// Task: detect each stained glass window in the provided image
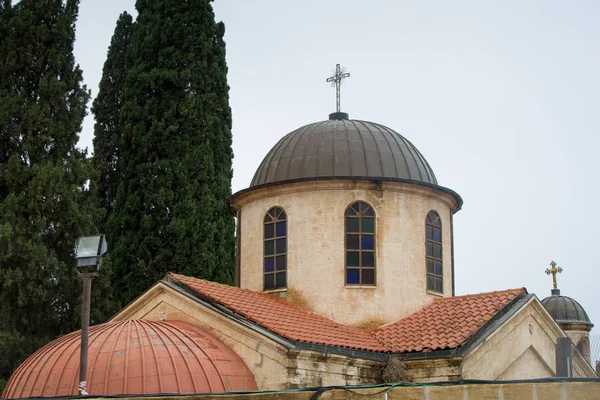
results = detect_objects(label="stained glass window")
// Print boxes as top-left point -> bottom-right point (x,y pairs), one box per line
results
426,210 -> 442,293
264,207 -> 287,290
345,201 -> 376,285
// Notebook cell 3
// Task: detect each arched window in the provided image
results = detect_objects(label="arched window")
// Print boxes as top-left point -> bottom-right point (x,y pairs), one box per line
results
577,338 -> 590,360
264,207 -> 287,290
426,210 -> 442,293
345,201 -> 376,285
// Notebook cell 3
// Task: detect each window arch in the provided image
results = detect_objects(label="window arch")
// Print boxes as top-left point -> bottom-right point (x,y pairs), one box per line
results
577,337 -> 590,360
345,201 -> 376,285
426,210 -> 443,293
264,207 -> 287,290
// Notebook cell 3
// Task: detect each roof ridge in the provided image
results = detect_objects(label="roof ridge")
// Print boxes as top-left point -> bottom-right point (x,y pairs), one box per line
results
437,287 -> 526,301
167,272 -> 244,290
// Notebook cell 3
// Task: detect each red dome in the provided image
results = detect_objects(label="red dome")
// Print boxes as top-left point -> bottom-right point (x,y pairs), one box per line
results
2,320 -> 257,398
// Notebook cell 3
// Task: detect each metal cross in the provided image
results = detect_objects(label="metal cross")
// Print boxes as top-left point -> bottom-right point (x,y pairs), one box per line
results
545,260 -> 563,289
326,64 -> 350,113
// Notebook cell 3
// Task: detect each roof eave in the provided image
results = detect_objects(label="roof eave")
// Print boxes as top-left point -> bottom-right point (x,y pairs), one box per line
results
231,176 -> 463,214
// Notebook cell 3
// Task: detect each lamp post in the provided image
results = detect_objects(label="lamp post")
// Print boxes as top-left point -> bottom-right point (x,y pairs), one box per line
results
75,235 -> 107,396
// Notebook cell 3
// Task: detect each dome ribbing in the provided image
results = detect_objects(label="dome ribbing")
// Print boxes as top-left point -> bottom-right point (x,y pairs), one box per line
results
2,320 -> 257,398
541,292 -> 592,326
251,118 -> 438,187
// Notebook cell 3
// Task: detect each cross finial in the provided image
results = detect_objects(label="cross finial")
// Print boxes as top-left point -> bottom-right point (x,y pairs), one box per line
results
545,260 -> 563,289
326,64 -> 350,113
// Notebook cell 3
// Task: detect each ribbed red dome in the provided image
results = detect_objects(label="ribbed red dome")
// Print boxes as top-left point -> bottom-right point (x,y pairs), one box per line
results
2,320 -> 257,398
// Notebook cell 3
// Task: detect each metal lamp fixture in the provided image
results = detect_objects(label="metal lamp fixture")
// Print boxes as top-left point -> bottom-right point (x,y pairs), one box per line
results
75,235 -> 107,395
75,235 -> 107,270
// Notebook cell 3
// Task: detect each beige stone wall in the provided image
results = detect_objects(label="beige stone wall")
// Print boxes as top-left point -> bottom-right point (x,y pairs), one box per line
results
405,358 -> 462,383
462,298 -> 566,380
565,330 -> 589,345
287,350 -> 382,388
232,180 -> 458,326
565,329 -> 592,363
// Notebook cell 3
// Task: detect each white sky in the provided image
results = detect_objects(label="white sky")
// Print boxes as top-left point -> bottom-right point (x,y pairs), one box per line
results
74,1 -> 600,332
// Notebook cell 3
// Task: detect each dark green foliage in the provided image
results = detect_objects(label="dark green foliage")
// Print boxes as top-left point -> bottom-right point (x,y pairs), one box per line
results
91,12 -> 132,233
109,0 -> 235,306
0,0 -> 112,387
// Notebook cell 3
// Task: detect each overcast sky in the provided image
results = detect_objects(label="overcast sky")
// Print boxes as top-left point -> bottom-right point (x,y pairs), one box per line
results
73,1 -> 600,336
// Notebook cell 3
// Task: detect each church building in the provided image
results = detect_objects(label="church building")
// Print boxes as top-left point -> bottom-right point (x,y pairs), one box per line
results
2,72 -> 596,397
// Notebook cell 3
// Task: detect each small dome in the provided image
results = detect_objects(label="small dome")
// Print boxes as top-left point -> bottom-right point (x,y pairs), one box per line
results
251,116 -> 438,187
2,320 -> 257,398
541,290 -> 593,326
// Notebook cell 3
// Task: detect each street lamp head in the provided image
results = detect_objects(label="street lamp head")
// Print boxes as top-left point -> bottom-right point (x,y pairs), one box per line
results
75,235 -> 107,270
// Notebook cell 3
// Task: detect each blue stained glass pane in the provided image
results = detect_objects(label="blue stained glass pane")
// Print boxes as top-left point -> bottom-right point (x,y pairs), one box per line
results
426,212 -> 433,224
276,238 -> 286,254
265,240 -> 274,256
426,242 -> 433,256
346,218 -> 359,233
276,221 -> 286,237
346,234 -> 359,250
346,269 -> 360,284
264,257 -> 275,272
426,226 -> 433,240
269,209 -> 277,218
264,274 -> 275,290
361,235 -> 374,250
264,214 -> 273,223
362,252 -> 375,267
276,255 -> 286,271
345,208 -> 357,216
352,203 -> 361,212
363,207 -> 374,217
427,275 -> 434,291
362,269 -> 375,285
276,272 -> 286,288
361,218 -> 374,233
434,244 -> 441,258
347,251 -> 359,267
435,262 -> 442,275
435,277 -> 443,292
427,259 -> 434,273
433,228 -> 441,242
277,209 -> 286,220
264,223 -> 274,239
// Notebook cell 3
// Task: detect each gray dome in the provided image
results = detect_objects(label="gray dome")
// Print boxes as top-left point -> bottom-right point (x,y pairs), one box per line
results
541,291 -> 592,325
251,116 -> 438,188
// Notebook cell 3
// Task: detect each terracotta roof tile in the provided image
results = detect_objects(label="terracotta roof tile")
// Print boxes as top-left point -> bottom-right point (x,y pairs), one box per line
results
167,273 -> 385,352
373,288 -> 526,352
166,273 -> 525,354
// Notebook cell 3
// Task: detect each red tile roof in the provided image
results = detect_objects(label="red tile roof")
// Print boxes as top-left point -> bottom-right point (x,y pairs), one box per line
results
166,273 -> 525,354
373,288 -> 526,352
167,273 -> 385,351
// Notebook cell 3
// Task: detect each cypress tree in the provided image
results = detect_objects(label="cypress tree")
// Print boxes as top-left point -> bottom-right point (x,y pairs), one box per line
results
0,0 -> 104,387
110,0 -> 235,306
91,12 -> 132,232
